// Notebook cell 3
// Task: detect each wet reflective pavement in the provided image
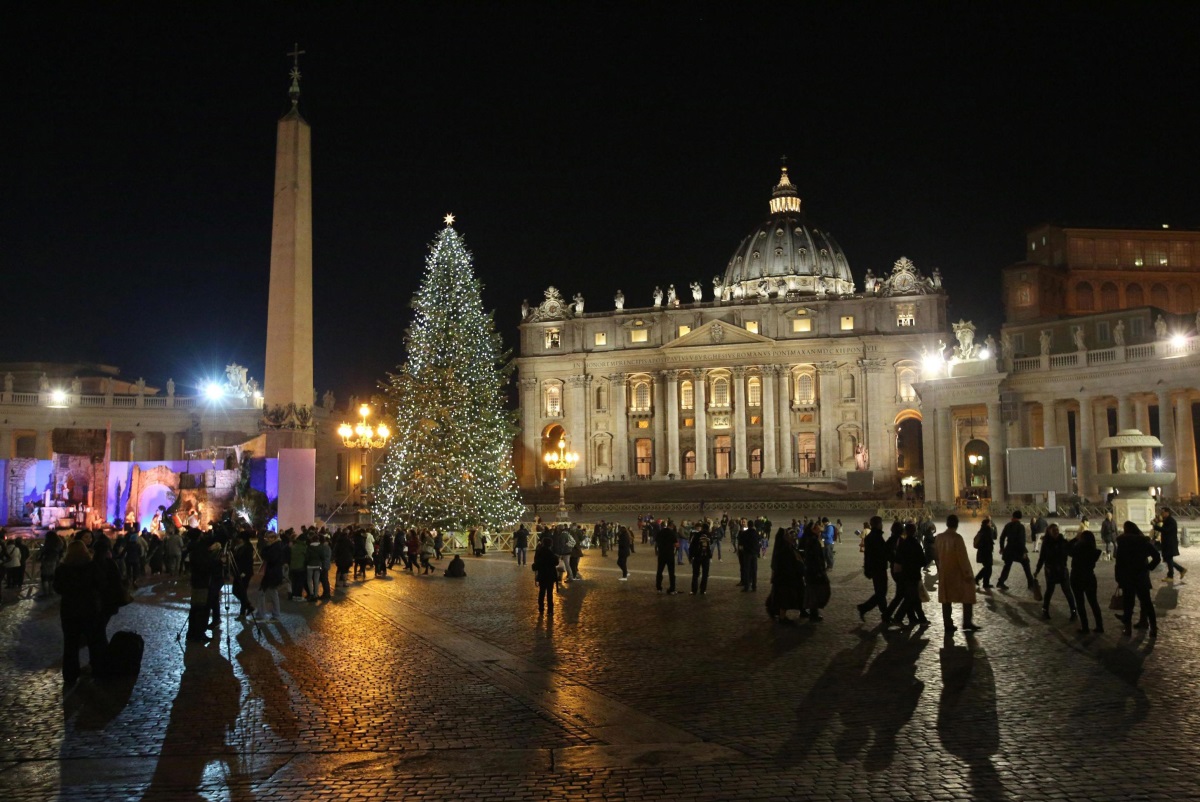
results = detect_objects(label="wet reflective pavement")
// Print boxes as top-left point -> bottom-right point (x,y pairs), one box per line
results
1,536 -> 1197,801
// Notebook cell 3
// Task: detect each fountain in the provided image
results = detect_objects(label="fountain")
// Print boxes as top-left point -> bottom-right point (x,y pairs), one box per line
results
1096,429 -> 1174,530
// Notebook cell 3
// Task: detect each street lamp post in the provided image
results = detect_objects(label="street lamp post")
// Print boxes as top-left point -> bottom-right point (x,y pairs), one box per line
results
543,438 -> 579,522
337,404 -> 391,513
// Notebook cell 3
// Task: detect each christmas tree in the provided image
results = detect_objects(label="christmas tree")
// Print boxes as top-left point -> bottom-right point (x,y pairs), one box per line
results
371,217 -> 524,532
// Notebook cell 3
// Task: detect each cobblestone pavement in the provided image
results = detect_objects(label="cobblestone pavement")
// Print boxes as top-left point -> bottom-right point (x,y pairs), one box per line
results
1,523 -> 1198,801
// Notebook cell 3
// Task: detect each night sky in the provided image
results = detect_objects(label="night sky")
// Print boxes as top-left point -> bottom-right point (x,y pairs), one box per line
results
4,4 -> 1198,401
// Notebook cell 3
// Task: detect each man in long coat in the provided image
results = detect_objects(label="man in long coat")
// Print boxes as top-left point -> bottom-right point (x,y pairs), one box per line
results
934,515 -> 980,634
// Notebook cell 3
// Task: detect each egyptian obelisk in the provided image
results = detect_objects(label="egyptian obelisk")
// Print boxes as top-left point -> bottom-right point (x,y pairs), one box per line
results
263,45 -> 316,530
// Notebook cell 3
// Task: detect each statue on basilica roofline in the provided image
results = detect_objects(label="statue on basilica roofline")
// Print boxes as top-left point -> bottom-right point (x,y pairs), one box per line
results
1114,319 -> 1126,346
712,275 -> 725,303
863,269 -> 877,294
999,331 -> 1012,359
70,377 -> 81,396
1071,326 -> 1087,352
1155,314 -> 1169,340
983,334 -> 997,358
166,378 -> 175,397
653,286 -> 664,307
952,319 -> 977,360
3,373 -> 12,393
520,299 -> 530,320
667,284 -> 678,307
757,279 -> 771,299
38,373 -> 50,392
135,377 -> 147,395
931,268 -> 943,290
614,289 -> 625,310
690,281 -> 703,302
1039,330 -> 1052,356
572,293 -> 585,315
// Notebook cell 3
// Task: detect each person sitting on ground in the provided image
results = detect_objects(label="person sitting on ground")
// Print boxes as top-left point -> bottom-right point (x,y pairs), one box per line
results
444,554 -> 466,578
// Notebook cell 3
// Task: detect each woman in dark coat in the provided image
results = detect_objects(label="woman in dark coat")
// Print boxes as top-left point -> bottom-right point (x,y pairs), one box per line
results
1114,521 -> 1160,636
973,518 -> 997,590
259,533 -> 288,620
90,537 -> 126,639
799,523 -> 831,620
333,531 -> 354,585
893,522 -> 930,626
616,526 -> 631,580
532,535 -> 559,615
767,527 -> 804,621
1069,526 -> 1103,634
54,541 -> 105,684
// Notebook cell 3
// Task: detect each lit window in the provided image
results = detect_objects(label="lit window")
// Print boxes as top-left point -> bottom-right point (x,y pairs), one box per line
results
594,331 -> 607,346
678,325 -> 691,337
840,315 -> 854,331
545,328 -> 561,349
632,381 -> 651,411
680,381 -> 694,410
545,384 -> 562,416
683,418 -> 694,428
636,420 -> 650,429
792,318 -> 811,333
747,377 -> 762,407
896,303 -> 915,327
745,321 -> 759,334
712,377 -> 730,406
630,329 -> 648,343
898,369 -> 917,402
796,373 -> 814,404
750,415 -> 761,425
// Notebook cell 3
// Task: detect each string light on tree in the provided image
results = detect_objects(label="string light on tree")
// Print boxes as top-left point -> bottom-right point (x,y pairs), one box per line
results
371,218 -> 523,533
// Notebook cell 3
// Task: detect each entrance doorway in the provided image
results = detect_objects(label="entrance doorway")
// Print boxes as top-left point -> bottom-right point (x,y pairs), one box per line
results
635,438 -> 653,479
749,447 -> 762,478
895,415 -> 923,476
964,438 -> 990,493
683,449 -> 696,480
796,433 -> 817,475
714,436 -> 731,479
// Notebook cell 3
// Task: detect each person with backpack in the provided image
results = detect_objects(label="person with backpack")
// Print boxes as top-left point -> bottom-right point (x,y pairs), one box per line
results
552,526 -> 575,584
689,523 -> 713,595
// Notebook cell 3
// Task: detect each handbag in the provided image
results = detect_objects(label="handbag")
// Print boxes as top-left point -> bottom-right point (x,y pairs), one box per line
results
1109,589 -> 1124,610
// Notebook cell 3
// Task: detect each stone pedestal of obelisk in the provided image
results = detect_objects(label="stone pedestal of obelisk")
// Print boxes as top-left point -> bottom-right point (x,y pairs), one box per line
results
262,63 -> 317,532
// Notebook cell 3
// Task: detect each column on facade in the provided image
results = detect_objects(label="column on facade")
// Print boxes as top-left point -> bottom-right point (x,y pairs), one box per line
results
986,400 -> 1007,503
1095,399 -> 1114,478
610,374 -> 630,480
1041,397 -> 1056,449
1157,388 -> 1178,498
694,372 -> 708,479
861,359 -> 888,484
566,375 -> 588,483
1117,395 -> 1134,431
936,407 -> 955,502
731,366 -> 749,478
34,429 -> 52,460
1076,398 -> 1096,500
665,370 -> 681,479
776,367 -> 793,477
1176,393 -> 1198,498
760,366 -> 777,477
921,407 -> 939,501
519,378 -> 540,486
651,372 -> 667,479
816,362 -> 838,477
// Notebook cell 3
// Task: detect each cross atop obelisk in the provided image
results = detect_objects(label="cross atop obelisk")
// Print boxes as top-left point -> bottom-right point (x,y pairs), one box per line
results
287,43 -> 306,107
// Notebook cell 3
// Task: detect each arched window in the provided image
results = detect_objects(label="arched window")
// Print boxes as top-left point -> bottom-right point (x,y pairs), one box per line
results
594,383 -> 606,411
899,369 -> 917,402
632,381 -> 651,412
712,377 -> 730,406
1075,281 -> 1094,311
1151,283 -> 1170,309
796,373 -> 815,404
747,376 -> 762,407
545,384 -> 562,416
1126,283 -> 1144,307
842,372 -> 855,400
1101,282 -> 1119,310
680,380 -> 694,410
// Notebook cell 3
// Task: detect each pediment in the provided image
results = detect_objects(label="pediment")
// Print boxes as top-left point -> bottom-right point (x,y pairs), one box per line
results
662,320 -> 775,348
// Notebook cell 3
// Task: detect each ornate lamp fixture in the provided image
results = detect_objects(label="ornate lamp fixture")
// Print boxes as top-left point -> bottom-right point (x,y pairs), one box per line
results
543,437 -> 579,521
337,404 -> 390,507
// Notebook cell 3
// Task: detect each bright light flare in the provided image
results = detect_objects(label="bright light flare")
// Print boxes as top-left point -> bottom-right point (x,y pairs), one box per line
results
1170,334 -> 1187,348
49,389 -> 68,405
204,382 -> 224,401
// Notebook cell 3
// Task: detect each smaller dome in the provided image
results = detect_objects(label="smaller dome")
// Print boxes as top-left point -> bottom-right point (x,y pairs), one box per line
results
721,166 -> 854,300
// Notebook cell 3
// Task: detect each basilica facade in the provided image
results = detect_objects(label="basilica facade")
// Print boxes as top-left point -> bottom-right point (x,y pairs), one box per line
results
515,168 -> 950,495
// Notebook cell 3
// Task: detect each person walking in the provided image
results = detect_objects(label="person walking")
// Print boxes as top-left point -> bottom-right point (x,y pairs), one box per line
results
513,524 -> 530,566
799,523 -> 831,621
552,526 -> 574,584
973,517 -> 996,590
689,524 -> 713,595
232,531 -> 256,618
933,515 -> 980,634
1035,524 -> 1077,620
304,534 -> 323,603
820,517 -> 837,570
1099,511 -> 1118,560
737,519 -> 760,591
259,532 -> 287,620
616,525 -> 631,581
318,533 -> 332,599
333,531 -> 354,587
655,520 -> 678,594
1068,524 -> 1104,634
1153,507 -> 1186,582
996,511 -> 1035,590
1114,521 -> 1160,636
856,516 -> 890,623
532,535 -> 558,615
893,522 -> 930,626
767,527 -> 804,621
1030,513 -> 1048,553
163,528 -> 184,576
54,541 -> 106,685
419,533 -> 436,574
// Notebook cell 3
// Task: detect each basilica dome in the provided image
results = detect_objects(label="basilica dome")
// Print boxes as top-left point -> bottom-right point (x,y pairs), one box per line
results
720,167 -> 855,299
